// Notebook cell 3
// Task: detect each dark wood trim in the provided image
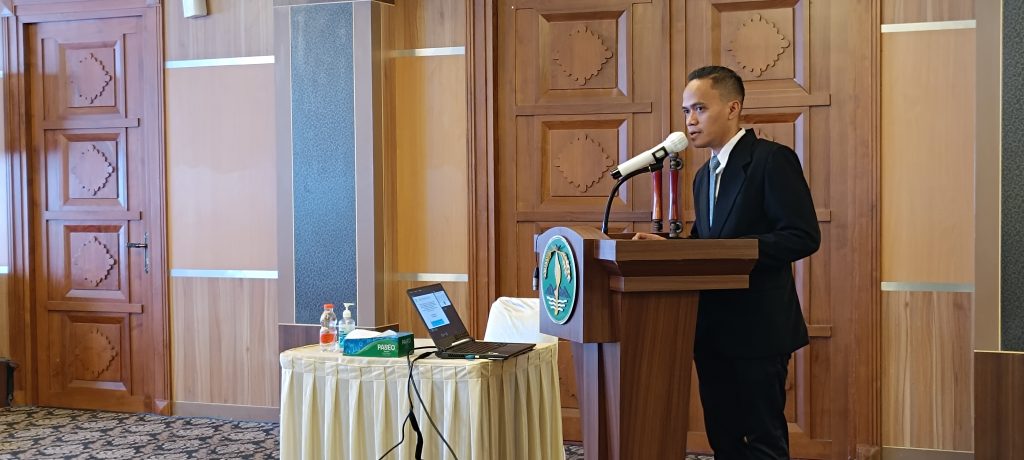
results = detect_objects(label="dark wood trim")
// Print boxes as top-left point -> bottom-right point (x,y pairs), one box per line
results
3,13 -> 33,405
142,3 -> 171,415
466,0 -> 496,338
975,351 -> 1024,458
854,0 -> 883,453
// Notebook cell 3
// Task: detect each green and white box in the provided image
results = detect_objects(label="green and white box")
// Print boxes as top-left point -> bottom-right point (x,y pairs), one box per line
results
342,332 -> 414,357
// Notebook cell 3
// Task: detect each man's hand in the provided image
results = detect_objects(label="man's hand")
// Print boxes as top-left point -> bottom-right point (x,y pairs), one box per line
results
631,232 -> 666,240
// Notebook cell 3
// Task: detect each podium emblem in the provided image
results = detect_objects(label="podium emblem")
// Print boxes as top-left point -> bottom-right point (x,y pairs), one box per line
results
540,235 -> 578,324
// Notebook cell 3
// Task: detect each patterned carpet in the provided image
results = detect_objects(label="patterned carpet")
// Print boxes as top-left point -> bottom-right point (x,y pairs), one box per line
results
1,406 -> 714,459
0,407 -> 279,459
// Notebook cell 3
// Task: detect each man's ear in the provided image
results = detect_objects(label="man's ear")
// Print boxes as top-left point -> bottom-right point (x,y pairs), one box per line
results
728,100 -> 742,120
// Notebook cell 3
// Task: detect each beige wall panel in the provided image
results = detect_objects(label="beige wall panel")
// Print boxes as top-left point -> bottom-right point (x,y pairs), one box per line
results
394,55 -> 468,274
883,291 -> 973,451
0,275 -> 8,359
881,29 -> 975,284
164,0 -> 274,61
172,277 -> 279,407
975,351 -> 1024,458
390,0 -> 466,49
882,0 -> 975,24
166,64 -> 277,270
387,280 -> 468,340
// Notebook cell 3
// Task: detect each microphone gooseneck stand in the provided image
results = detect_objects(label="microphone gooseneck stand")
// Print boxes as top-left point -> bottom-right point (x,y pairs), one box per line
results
601,162 -> 663,235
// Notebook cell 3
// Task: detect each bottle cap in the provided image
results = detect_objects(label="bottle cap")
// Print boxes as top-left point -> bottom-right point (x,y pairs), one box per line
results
324,303 -> 335,309
342,303 -> 354,319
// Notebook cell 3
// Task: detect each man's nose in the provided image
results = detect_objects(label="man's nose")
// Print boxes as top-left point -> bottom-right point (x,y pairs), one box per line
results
686,112 -> 697,125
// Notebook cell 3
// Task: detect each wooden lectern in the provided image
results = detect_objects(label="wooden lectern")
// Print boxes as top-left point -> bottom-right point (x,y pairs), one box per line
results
535,226 -> 758,460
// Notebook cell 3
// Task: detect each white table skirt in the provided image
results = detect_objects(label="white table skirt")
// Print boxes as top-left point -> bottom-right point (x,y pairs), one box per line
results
279,340 -> 564,460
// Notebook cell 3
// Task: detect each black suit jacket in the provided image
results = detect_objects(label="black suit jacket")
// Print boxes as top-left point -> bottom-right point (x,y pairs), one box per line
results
690,129 -> 820,358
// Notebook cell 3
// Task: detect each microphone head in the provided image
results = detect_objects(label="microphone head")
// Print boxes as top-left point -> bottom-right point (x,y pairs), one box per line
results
663,132 -> 689,153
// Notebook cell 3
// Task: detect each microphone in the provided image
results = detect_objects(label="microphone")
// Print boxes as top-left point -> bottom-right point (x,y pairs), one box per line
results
610,132 -> 689,179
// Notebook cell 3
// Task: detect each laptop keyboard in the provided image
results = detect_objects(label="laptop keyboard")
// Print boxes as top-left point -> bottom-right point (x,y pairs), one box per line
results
449,341 -> 505,354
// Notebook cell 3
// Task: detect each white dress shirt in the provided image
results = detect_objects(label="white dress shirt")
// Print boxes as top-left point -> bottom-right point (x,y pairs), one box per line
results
710,129 -> 746,200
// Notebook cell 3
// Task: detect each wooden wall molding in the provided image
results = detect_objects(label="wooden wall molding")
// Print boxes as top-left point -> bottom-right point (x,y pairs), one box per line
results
467,0 -> 496,337
2,13 -> 33,404
468,0 -> 882,455
10,0 -> 157,18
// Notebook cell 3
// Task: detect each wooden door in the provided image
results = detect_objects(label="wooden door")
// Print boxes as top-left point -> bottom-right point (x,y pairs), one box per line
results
495,0 -> 672,442
490,0 -> 878,458
26,12 -> 169,413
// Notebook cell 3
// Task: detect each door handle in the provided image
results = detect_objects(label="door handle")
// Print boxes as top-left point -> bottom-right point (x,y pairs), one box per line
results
127,232 -> 150,273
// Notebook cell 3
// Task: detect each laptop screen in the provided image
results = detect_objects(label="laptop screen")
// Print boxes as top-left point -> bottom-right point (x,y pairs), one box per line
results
406,284 -> 470,350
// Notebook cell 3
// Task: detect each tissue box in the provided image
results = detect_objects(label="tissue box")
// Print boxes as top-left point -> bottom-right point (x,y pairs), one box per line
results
342,332 -> 414,357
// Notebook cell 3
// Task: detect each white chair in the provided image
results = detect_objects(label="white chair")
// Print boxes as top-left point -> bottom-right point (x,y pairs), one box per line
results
483,297 -> 559,344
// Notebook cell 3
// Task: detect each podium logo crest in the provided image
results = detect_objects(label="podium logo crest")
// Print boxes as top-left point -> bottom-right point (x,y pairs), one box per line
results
541,235 -> 578,324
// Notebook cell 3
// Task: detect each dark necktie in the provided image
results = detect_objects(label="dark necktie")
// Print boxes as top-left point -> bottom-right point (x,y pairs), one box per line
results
709,155 -> 721,226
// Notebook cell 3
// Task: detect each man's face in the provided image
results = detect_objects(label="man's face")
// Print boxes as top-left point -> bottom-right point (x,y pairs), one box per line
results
681,78 -> 741,151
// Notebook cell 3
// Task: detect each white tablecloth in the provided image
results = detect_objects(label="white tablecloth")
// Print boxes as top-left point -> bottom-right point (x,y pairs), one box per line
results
279,340 -> 564,460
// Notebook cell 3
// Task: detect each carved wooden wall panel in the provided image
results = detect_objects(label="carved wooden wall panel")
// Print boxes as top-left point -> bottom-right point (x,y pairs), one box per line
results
531,115 -> 629,208
69,318 -> 124,383
47,130 -> 128,212
698,0 -> 819,105
50,312 -> 132,396
521,7 -> 632,105
40,35 -> 129,121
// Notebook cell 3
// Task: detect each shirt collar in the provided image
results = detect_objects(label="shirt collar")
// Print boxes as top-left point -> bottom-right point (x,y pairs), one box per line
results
710,129 -> 745,174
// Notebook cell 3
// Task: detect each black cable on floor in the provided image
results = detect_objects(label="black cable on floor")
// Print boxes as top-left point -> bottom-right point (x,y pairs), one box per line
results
378,346 -> 459,460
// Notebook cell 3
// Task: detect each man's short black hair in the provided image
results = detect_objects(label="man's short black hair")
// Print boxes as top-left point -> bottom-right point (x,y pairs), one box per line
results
686,66 -> 745,104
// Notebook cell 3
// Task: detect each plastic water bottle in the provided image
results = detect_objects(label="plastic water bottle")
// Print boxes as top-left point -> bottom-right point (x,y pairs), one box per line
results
319,303 -> 338,352
337,303 -> 356,348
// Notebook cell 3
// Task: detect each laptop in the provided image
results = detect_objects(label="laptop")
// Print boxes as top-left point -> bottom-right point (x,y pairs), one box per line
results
406,284 -> 535,360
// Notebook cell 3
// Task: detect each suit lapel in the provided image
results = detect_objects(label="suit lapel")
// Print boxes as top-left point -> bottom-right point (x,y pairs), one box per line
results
711,130 -> 755,237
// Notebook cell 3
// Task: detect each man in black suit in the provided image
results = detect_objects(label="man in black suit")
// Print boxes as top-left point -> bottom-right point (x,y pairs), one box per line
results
684,66 -> 820,459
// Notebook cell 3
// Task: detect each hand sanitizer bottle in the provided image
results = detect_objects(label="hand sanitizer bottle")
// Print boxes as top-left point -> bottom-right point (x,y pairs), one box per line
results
337,303 -> 356,350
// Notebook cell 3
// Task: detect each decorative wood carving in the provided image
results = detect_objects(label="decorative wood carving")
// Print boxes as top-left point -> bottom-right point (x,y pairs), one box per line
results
75,327 -> 118,380
70,144 -> 115,196
552,25 -> 613,86
554,134 -> 613,193
727,14 -> 791,77
754,128 -> 776,143
73,236 -> 117,288
66,48 -> 116,108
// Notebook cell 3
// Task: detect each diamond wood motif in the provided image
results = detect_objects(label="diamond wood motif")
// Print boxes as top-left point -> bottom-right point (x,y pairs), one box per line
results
74,236 -> 116,287
554,134 -> 613,193
727,14 -> 791,77
70,144 -> 115,196
72,52 -> 114,105
552,26 -> 614,86
75,327 -> 118,380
